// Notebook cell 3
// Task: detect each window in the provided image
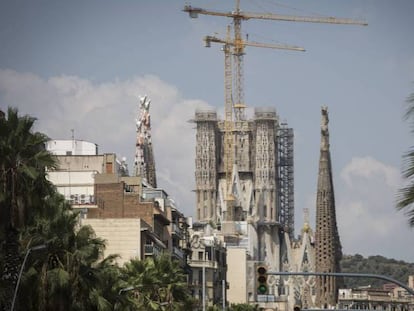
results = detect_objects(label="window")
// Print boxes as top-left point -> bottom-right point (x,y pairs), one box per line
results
198,270 -> 203,284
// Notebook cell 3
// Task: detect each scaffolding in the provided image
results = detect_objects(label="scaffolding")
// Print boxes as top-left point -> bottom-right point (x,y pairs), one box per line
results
277,123 -> 294,239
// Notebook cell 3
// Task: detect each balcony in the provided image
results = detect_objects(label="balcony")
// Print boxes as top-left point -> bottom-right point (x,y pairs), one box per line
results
188,259 -> 218,269
144,244 -> 161,257
172,246 -> 184,260
144,244 -> 153,255
172,223 -> 183,238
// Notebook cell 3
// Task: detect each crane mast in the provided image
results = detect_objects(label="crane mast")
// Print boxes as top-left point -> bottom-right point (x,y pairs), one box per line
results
223,26 -> 234,201
233,0 -> 244,121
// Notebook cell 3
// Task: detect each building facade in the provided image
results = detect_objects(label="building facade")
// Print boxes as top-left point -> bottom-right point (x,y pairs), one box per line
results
46,140 -> 190,267
188,223 -> 227,309
338,281 -> 414,311
46,139 -> 98,156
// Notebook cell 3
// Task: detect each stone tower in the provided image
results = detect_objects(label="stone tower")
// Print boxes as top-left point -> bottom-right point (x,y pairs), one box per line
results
315,106 -> 342,308
134,95 -> 157,187
193,107 -> 295,301
194,110 -> 219,221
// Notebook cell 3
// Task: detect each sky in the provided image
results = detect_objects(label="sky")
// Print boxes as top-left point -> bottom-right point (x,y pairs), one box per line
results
0,0 -> 413,262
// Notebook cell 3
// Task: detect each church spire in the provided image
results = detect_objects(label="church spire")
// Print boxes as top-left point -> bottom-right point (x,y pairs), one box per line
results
315,106 -> 342,308
134,95 -> 157,187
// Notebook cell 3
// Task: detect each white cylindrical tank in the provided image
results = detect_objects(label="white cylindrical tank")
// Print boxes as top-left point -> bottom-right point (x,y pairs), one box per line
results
46,139 -> 98,155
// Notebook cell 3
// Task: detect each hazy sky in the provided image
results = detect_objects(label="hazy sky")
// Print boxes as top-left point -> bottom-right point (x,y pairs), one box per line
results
1,0 -> 413,262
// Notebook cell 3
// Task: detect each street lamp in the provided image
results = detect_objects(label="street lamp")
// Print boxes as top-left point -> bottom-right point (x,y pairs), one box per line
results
11,244 -> 47,311
203,251 -> 206,311
200,240 -> 207,311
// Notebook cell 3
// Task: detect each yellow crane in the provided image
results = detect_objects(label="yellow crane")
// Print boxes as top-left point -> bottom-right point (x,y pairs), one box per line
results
206,24 -> 305,203
184,0 -> 367,121
184,0 -> 367,206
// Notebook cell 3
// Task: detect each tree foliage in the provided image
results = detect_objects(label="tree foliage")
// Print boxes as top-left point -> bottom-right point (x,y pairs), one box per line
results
397,91 -> 414,227
207,303 -> 260,311
120,253 -> 195,310
228,303 -> 260,311
16,194 -> 120,311
0,107 -> 57,232
340,254 -> 414,289
0,107 -> 57,310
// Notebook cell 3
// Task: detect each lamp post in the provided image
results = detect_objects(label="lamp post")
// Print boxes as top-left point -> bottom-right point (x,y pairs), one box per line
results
201,240 -> 208,311
203,251 -> 206,311
222,279 -> 226,311
11,244 -> 47,311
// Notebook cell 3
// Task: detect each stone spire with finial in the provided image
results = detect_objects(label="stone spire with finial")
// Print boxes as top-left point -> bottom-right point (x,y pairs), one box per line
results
314,106 -> 342,308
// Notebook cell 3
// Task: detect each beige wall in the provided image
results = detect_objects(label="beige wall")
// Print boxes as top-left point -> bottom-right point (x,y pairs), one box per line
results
81,218 -> 143,266
55,155 -> 105,172
227,248 -> 247,304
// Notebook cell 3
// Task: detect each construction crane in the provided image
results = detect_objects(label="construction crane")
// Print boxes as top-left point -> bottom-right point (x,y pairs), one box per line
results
208,24 -> 305,203
184,0 -> 367,121
204,31 -> 305,119
222,25 -> 234,203
183,0 -> 367,207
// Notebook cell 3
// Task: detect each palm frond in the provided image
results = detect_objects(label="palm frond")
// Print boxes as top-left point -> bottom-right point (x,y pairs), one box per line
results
397,90 -> 414,227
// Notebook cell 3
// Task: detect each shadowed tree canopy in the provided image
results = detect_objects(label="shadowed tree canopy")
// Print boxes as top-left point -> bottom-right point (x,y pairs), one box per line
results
121,253 -> 194,310
0,107 -> 57,232
0,107 -> 57,310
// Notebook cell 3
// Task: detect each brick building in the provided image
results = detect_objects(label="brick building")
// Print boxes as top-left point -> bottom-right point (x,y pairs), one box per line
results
46,139 -> 190,266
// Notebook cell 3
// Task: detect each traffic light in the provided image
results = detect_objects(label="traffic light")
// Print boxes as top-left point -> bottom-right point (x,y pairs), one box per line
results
256,265 -> 268,295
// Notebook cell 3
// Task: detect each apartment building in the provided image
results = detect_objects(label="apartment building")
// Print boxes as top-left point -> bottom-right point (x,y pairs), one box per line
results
188,222 -> 227,309
46,139 -> 190,267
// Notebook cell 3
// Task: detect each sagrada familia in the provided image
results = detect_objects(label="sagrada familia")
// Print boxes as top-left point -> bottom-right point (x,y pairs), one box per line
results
192,105 -> 342,309
131,69 -> 343,310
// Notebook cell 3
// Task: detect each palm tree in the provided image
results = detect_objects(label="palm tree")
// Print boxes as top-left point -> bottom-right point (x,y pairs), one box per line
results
0,107 -> 57,230
121,254 -> 193,310
18,193 -> 119,311
0,108 -> 129,311
0,107 -> 56,310
397,91 -> 414,227
228,303 -> 260,311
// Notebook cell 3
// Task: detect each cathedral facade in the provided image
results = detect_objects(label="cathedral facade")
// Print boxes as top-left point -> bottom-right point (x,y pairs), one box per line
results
192,106 -> 341,308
